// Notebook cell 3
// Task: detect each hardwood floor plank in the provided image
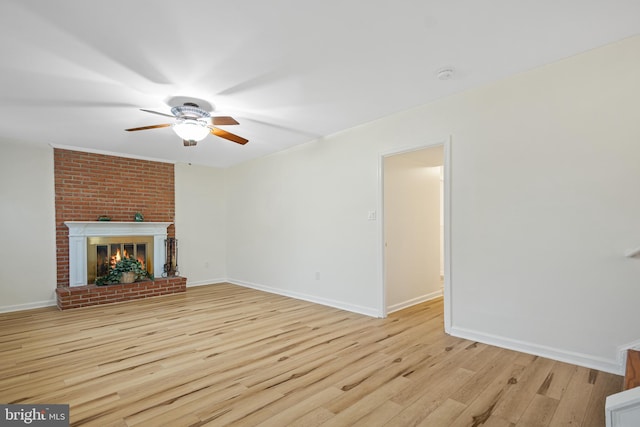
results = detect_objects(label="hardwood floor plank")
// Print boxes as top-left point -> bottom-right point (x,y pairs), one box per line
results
198,388 -> 285,426
536,361 -> 576,400
319,376 -> 411,426
447,361 -> 527,427
492,356 -> 556,423
0,283 -> 622,426
459,343 -> 504,372
548,366 -> 594,427
480,416 -> 516,427
450,349 -> 519,404
350,400 -> 403,427
249,387 -> 343,427
286,407 -> 335,427
415,398 -> 467,427
385,367 -> 476,426
582,369 -> 624,427
324,343 -> 437,414
388,336 -> 479,407
517,394 -> 559,427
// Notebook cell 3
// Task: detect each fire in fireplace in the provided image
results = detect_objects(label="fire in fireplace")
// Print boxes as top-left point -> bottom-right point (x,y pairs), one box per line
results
87,236 -> 154,284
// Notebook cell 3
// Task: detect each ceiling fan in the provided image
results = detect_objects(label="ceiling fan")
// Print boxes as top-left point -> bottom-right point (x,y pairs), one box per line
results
125,102 -> 248,146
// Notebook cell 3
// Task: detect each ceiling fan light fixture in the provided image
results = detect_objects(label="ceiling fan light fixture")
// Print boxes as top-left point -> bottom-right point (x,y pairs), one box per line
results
127,102 -> 248,146
172,119 -> 210,142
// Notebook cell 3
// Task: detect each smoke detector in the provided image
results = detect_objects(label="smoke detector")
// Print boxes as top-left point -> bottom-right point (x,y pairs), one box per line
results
437,68 -> 455,80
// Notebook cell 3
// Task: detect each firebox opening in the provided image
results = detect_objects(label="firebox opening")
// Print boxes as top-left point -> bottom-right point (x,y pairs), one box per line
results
87,236 -> 154,284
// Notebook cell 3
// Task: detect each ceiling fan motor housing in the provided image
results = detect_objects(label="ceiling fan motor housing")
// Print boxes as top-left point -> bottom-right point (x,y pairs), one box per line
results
171,103 -> 211,120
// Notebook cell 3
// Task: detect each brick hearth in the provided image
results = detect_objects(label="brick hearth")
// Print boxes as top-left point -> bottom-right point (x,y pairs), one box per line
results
56,277 -> 187,310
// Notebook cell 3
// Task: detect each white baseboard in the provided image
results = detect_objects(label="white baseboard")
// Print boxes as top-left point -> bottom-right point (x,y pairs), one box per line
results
0,299 -> 57,313
186,278 -> 227,288
387,290 -> 443,314
227,278 -> 383,318
450,326 -> 622,375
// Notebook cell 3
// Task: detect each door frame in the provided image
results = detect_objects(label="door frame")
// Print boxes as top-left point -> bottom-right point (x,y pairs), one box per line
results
378,136 -> 452,333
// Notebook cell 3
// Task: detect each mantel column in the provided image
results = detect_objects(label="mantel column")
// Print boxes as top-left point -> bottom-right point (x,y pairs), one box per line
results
68,235 -> 87,287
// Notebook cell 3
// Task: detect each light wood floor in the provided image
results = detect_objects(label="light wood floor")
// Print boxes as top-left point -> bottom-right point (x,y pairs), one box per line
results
0,283 -> 622,426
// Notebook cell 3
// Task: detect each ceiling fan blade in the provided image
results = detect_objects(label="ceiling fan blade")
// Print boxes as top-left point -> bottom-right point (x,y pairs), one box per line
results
211,128 -> 249,145
212,116 -> 239,126
125,123 -> 171,131
140,109 -> 176,119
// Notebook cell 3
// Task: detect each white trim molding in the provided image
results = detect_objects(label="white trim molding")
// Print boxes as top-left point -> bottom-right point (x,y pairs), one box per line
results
186,279 -> 227,288
387,291 -> 443,314
229,278 -> 382,318
377,136 -> 452,324
50,144 -> 176,165
606,387 -> 640,427
450,326 -> 622,375
442,138 -> 452,333
0,299 -> 57,313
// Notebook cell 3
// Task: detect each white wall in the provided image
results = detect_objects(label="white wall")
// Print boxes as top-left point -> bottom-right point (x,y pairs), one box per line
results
225,35 -> 640,373
225,137 -> 382,316
440,36 -> 640,373
384,154 -> 442,312
0,140 -> 57,311
2,35 -> 639,374
175,163 -> 227,286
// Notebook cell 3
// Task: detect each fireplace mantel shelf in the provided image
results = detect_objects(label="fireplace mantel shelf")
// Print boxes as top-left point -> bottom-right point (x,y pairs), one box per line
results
65,221 -> 173,287
65,221 -> 173,236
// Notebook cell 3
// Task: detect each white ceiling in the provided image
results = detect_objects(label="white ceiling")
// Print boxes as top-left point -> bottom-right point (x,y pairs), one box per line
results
1,1 -> 638,168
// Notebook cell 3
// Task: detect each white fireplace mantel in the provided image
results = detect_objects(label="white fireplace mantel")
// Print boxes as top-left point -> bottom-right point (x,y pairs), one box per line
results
65,221 -> 172,287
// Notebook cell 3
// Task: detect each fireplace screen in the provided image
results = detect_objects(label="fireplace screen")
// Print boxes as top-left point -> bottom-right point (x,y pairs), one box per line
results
87,236 -> 154,284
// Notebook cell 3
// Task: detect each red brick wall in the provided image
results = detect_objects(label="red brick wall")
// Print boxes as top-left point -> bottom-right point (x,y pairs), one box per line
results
54,149 -> 175,287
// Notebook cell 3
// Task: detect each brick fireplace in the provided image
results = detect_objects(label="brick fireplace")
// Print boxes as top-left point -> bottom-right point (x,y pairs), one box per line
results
53,149 -> 186,309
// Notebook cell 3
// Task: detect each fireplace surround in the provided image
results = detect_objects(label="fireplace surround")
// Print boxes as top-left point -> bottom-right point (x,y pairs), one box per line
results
54,149 -> 185,309
56,221 -> 186,310
65,221 -> 172,287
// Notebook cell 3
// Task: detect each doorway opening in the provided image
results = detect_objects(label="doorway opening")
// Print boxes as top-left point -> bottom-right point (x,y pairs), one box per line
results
380,139 -> 451,332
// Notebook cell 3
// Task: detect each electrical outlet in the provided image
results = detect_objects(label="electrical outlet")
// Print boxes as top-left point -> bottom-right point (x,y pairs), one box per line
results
367,210 -> 377,221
